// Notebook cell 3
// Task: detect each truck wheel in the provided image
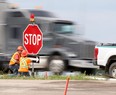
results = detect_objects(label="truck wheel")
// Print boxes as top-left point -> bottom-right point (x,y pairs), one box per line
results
48,55 -> 65,74
1,63 -> 10,73
109,62 -> 116,78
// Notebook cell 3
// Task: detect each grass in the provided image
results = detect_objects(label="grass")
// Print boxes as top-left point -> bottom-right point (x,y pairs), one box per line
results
0,69 -> 107,80
0,73 -> 91,80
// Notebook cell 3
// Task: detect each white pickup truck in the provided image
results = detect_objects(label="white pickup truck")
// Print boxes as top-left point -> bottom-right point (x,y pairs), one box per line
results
94,43 -> 116,78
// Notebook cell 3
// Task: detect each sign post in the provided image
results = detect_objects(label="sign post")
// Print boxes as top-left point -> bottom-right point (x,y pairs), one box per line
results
23,14 -> 43,77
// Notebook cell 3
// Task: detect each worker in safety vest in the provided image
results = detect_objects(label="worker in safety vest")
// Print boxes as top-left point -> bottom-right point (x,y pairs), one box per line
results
18,50 -> 31,76
9,46 -> 23,75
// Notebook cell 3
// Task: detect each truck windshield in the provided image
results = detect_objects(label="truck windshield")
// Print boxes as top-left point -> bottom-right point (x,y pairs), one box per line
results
29,10 -> 56,18
54,23 -> 74,34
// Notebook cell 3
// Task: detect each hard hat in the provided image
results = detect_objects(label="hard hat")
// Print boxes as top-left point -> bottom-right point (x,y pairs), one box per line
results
21,50 -> 28,57
17,46 -> 23,51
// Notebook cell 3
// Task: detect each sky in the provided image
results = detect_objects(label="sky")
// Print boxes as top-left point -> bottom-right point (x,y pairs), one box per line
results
7,0 -> 116,43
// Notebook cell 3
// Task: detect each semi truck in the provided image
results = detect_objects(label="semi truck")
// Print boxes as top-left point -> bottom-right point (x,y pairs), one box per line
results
0,0 -> 98,74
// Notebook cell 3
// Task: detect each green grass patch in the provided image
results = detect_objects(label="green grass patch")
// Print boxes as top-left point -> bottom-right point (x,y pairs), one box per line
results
0,73 -> 91,80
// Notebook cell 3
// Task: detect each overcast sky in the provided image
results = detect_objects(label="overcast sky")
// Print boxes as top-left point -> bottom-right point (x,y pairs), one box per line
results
8,0 -> 116,43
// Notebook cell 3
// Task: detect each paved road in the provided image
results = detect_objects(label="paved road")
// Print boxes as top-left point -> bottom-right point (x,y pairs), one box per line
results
0,80 -> 116,95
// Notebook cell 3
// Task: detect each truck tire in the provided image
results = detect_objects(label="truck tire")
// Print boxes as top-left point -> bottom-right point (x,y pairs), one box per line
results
109,62 -> 116,78
48,55 -> 65,74
1,63 -> 10,73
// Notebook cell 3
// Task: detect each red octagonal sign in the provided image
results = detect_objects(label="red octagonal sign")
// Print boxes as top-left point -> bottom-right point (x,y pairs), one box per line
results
23,24 -> 43,54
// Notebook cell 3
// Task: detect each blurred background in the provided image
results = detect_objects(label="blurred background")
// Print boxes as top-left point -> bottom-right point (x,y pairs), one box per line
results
8,0 -> 116,43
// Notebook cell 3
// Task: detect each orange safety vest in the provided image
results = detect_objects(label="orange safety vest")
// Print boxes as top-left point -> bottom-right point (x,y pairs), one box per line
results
18,57 -> 31,72
9,52 -> 20,66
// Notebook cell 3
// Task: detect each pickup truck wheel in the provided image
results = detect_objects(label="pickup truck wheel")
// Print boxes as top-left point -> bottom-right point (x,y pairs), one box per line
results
109,62 -> 116,78
48,56 -> 65,74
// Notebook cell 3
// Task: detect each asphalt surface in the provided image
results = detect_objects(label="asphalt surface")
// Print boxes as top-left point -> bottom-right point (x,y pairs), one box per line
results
0,80 -> 116,95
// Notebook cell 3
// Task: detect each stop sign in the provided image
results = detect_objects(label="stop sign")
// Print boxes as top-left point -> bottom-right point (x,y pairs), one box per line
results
23,24 -> 43,54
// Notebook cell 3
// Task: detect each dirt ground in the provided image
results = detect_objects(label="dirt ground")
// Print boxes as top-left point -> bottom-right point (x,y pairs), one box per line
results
0,80 -> 116,95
